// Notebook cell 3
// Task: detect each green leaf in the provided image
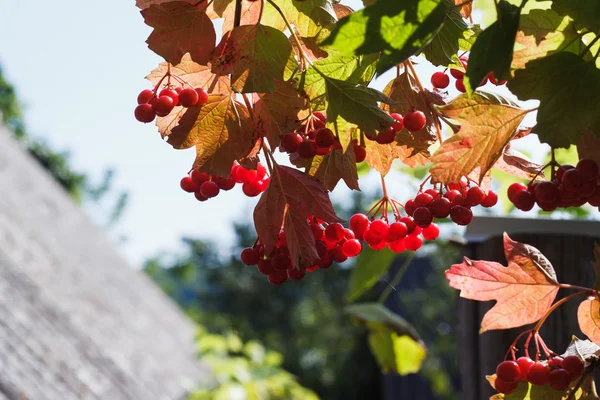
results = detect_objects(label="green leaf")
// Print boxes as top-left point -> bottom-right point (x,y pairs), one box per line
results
421,4 -> 475,67
346,303 -> 427,375
347,247 -> 396,302
321,0 -> 448,73
262,0 -> 337,38
325,78 -> 395,136
211,25 -> 292,93
552,0 -> 600,32
507,52 -> 600,148
464,1 -> 521,94
512,9 -> 583,71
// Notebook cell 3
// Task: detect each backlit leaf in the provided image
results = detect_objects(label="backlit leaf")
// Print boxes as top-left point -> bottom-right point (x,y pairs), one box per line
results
262,0 -> 337,39
211,25 -> 293,93
445,233 -> 559,332
508,52 -> 600,148
552,0 -> 600,32
254,80 -> 307,149
464,1 -> 520,94
454,0 -> 472,18
578,297 -> 600,347
309,147 -> 360,191
365,139 -> 430,177
512,9 -> 582,71
142,1 -> 216,65
430,91 -> 528,185
346,248 -> 398,302
253,165 -> 342,267
561,336 -> 600,361
493,147 -> 545,180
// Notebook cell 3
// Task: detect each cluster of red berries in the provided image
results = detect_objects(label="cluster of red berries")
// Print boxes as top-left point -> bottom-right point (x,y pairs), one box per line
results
240,217 -> 365,285
134,86 -> 209,123
180,161 -> 269,201
364,109 -> 427,145
495,355 -> 585,394
430,57 -> 507,93
508,158 -> 600,212
405,182 -> 498,227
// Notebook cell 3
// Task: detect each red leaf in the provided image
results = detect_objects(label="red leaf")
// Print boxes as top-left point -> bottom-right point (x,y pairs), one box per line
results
578,297 -> 600,346
493,147 -> 546,180
253,165 -> 342,268
445,233 -> 559,332
142,1 -> 216,65
454,0 -> 472,18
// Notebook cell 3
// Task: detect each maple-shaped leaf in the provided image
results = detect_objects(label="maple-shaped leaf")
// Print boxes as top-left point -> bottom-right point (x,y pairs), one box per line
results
253,165 -> 342,268
326,115 -> 358,152
365,139 -> 430,177
169,94 -> 255,177
454,0 -> 472,19
430,91 -> 528,185
146,55 -> 230,138
578,297 -> 600,347
512,9 -> 583,71
262,0 -> 337,39
141,1 -> 216,65
577,129 -> 600,167
218,0 -> 285,34
493,147 -> 545,181
211,25 -> 293,93
445,233 -> 559,332
308,146 -> 360,191
508,52 -> 600,148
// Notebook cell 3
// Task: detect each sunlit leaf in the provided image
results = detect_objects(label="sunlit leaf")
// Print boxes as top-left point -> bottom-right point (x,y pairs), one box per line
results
578,297 -> 600,347
309,146 -> 360,191
346,247 -> 397,302
552,0 -> 600,32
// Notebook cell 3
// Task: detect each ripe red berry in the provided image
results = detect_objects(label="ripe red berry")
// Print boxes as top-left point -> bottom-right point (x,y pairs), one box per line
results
194,191 -> 208,202
242,180 -> 262,197
403,110 -> 427,132
179,88 -> 199,107
516,357 -> 535,381
137,89 -> 155,104
450,205 -> 473,225
135,104 -> 156,123
507,182 -> 528,202
513,190 -> 535,211
376,127 -> 396,144
195,88 -> 209,106
413,207 -> 433,228
315,128 -> 335,148
257,258 -> 274,275
325,223 -> 345,243
349,213 -> 370,235
236,167 -> 257,184
369,219 -> 389,238
450,68 -> 465,79
388,222 -> 408,241
405,199 -> 416,216
354,145 -> 366,163
495,378 -> 517,394
298,139 -> 317,158
527,362 -> 550,385
214,175 -> 236,191
422,223 -> 440,240
415,193 -> 434,207
153,95 -> 175,117
330,245 -> 348,263
561,168 -> 583,191
287,267 -> 306,281
481,190 -> 499,208
404,235 -> 422,251
387,239 -> 406,253
200,180 -> 220,198
180,176 -> 199,193
562,355 -> 584,377
310,223 -> 325,240
191,170 -> 211,184
576,158 -> 599,180
431,71 -> 450,89
240,247 -> 260,265
364,228 -> 384,247
342,239 -> 362,257
268,270 -> 288,286
399,216 -> 417,234
281,132 -> 303,153
159,88 -> 179,106
496,360 -> 521,383
547,356 -> 564,369
548,368 -> 571,391
429,197 -> 452,218
390,112 -> 404,132
466,186 -> 486,206
455,78 -> 466,93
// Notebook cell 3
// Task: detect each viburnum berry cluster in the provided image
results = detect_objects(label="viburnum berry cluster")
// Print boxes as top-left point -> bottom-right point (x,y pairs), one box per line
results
508,158 -> 600,212
180,162 -> 269,201
430,56 -> 507,93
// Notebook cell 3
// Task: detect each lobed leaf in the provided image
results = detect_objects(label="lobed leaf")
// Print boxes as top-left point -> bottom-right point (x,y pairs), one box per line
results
493,148 -> 546,181
552,0 -> 600,33
262,0 -> 337,39
309,146 -> 360,191
445,233 -> 559,332
578,297 -> 600,347
211,25 -> 293,93
430,91 -> 528,185
508,52 -> 600,148
561,336 -> 600,361
142,1 -> 216,65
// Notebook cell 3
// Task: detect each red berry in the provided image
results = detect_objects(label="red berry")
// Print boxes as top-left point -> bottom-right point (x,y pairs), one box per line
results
268,270 -> 288,286
508,182 -> 528,202
195,88 -> 209,106
315,128 -> 335,148
415,193 -> 434,208
496,360 -> 521,383
257,258 -> 274,275
134,104 -> 156,123
363,228 -> 383,246
330,245 -> 348,263
287,267 -> 306,281
444,189 -> 462,202
242,180 -> 262,197
429,197 -> 452,218
399,216 -> 417,234
547,356 -> 564,369
455,78 -> 466,93
513,190 -> 535,211
422,223 -> 440,240
159,88 -> 179,106
281,132 -> 303,153
481,190 -> 499,208
179,88 -> 200,107
214,175 -> 236,191
403,110 -> 427,132
376,127 -> 396,144
413,207 -> 433,228
180,176 -> 199,193
431,71 -> 450,89
405,199 -> 416,216
387,239 -> 406,253
240,247 -> 260,265
404,236 -> 422,251
137,89 -> 155,104
153,95 -> 175,117
342,239 -> 362,257
191,170 -> 211,184
549,368 -> 571,391
495,378 -> 517,394
325,223 -> 345,243
272,253 -> 291,270
450,68 -> 464,79
349,213 -> 370,235
450,205 -> 473,225
200,180 -> 220,198
516,357 -> 535,381
562,356 -> 584,377
390,112 -> 404,132
236,167 -> 257,184
466,186 -> 486,206
527,362 -> 550,385
297,139 -> 317,158
561,168 -> 583,191
576,158 -> 599,180
369,219 -> 389,238
313,111 -> 327,123
388,222 -> 408,241
310,223 -> 325,240
354,145 -> 366,163
194,191 -> 208,202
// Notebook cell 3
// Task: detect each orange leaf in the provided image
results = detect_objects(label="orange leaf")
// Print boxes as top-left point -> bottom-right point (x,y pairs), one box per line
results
578,297 -> 600,346
253,165 -> 342,268
431,91 -> 529,185
365,139 -> 429,177
169,94 -> 256,177
454,0 -> 472,19
146,55 -> 230,138
445,233 -> 559,333
141,1 -> 216,65
309,147 -> 360,191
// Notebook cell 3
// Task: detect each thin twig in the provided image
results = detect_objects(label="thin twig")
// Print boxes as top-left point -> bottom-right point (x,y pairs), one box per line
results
379,253 -> 416,304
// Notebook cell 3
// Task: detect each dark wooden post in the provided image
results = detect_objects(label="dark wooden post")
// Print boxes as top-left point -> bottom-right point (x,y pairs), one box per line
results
458,216 -> 600,400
